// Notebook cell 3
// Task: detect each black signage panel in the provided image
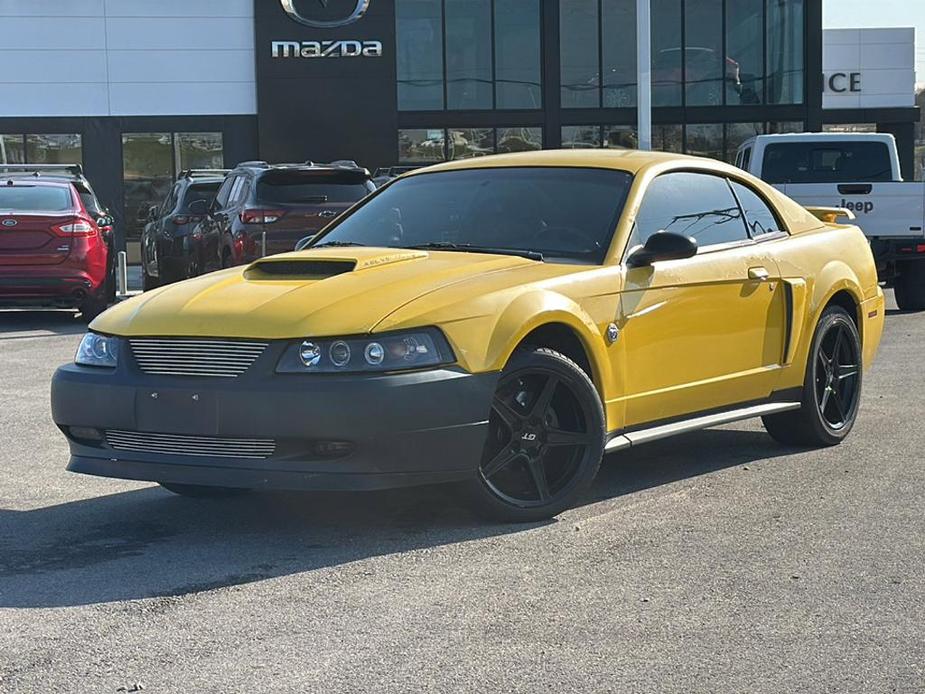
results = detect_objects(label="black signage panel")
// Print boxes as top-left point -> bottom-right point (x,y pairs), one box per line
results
254,0 -> 398,169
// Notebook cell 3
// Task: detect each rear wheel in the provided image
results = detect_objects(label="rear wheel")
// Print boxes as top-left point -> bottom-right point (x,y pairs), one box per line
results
464,347 -> 605,523
159,482 -> 251,498
762,306 -> 862,446
894,263 -> 925,311
142,265 -> 160,292
78,289 -> 109,321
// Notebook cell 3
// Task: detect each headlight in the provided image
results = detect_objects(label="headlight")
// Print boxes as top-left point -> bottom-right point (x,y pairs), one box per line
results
75,332 -> 119,368
276,328 -> 455,374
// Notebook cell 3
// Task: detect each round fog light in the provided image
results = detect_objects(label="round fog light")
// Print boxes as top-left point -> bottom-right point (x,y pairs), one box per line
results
299,341 -> 321,367
330,340 -> 351,367
364,342 -> 385,366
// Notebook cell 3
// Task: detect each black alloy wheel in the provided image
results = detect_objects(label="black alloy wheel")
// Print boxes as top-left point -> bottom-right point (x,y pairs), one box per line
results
466,347 -> 605,522
763,306 -> 862,446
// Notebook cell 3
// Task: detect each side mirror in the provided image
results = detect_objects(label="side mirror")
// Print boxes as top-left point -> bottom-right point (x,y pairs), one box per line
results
146,205 -> 159,222
626,231 -> 698,267
187,198 -> 209,216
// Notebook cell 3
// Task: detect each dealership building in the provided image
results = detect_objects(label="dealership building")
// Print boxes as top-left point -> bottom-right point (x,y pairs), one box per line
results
0,0 -> 918,255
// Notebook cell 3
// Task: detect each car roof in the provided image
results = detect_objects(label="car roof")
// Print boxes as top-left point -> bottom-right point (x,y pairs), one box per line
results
2,177 -> 72,188
407,148 -> 715,176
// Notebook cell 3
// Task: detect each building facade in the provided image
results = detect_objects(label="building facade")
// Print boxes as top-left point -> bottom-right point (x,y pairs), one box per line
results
0,0 -> 917,255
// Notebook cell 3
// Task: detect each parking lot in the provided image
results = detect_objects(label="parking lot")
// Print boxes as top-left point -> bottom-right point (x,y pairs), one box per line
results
1,291 -> 923,693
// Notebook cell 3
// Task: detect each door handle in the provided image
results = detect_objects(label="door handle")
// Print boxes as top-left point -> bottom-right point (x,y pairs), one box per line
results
748,266 -> 770,281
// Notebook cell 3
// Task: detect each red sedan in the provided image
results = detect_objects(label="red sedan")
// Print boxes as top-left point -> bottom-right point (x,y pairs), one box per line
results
0,178 -> 111,319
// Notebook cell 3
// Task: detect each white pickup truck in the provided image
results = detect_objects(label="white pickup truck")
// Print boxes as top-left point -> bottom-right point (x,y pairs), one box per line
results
735,133 -> 925,311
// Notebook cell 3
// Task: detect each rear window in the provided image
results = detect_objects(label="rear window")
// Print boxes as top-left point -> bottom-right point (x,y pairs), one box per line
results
761,142 -> 893,184
181,182 -> 221,211
257,172 -> 371,204
0,185 -> 73,212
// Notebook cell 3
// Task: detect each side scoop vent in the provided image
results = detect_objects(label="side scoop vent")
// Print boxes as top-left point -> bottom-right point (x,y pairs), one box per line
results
244,258 -> 357,280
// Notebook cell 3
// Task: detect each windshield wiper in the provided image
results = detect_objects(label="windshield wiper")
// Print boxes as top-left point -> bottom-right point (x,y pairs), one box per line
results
408,242 -> 543,262
312,240 -> 367,248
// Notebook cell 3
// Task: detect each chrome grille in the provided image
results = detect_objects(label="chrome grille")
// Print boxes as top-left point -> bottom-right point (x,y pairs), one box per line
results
106,430 -> 276,459
129,338 -> 268,378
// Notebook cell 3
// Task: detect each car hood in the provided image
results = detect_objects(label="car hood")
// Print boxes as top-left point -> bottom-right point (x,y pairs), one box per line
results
92,247 -> 555,339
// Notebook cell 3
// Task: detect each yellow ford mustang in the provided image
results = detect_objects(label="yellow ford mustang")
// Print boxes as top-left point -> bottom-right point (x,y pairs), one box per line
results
51,150 -> 884,521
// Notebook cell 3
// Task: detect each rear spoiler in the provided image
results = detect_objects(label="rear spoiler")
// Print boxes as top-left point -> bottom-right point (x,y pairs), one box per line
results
0,163 -> 83,177
806,206 -> 856,224
178,168 -> 230,180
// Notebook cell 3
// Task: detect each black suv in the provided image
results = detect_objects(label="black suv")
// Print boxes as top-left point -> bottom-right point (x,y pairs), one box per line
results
140,169 -> 228,289
189,160 -> 374,269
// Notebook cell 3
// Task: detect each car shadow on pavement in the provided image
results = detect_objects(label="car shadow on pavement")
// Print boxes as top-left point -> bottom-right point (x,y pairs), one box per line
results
0,428 -> 787,609
0,309 -> 86,338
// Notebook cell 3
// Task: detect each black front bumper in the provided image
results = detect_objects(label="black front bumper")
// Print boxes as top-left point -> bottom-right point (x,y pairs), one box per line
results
51,348 -> 498,492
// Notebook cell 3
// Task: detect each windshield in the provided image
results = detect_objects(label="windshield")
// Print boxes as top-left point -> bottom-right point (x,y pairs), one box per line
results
313,167 -> 632,263
0,185 -> 73,212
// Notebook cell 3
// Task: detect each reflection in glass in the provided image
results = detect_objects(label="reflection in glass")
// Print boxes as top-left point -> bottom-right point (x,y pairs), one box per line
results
684,0 -> 724,106
560,0 -> 600,108
725,122 -> 763,163
0,135 -> 25,164
602,0 -> 636,108
767,0 -> 804,104
726,0 -> 764,104
497,128 -> 542,153
25,134 -> 82,165
685,124 -> 723,161
448,129 -> 494,160
446,0 -> 493,110
603,125 -> 637,149
399,129 -> 447,163
397,0 -> 444,111
175,132 -> 223,172
561,126 -> 602,149
768,121 -> 804,134
651,0 -> 682,107
653,125 -> 683,153
494,0 -> 542,109
122,133 -> 173,241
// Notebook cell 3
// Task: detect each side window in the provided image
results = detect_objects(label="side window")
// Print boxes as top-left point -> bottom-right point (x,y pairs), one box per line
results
161,184 -> 180,215
741,147 -> 751,171
230,176 -> 250,206
631,172 -> 748,251
730,180 -> 782,237
214,175 -> 236,208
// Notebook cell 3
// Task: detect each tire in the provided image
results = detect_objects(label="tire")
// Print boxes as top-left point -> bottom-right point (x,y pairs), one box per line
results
762,306 -> 862,447
159,482 -> 251,498
894,263 -> 925,311
463,346 -> 606,523
78,291 -> 109,321
142,265 -> 160,292
221,247 -> 233,269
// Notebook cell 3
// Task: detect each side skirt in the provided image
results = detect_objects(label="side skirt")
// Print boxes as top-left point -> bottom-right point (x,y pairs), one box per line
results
604,401 -> 801,452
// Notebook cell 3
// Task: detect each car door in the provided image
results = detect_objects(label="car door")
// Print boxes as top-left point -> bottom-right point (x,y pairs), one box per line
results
201,175 -> 237,270
618,171 -> 789,428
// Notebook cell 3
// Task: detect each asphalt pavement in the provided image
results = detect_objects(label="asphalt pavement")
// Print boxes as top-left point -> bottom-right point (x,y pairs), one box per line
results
0,291 -> 922,693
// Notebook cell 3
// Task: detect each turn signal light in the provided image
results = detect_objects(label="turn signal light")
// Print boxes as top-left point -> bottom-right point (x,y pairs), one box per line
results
240,209 -> 285,224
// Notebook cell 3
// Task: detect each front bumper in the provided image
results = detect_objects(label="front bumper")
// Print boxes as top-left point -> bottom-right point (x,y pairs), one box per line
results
51,348 -> 498,491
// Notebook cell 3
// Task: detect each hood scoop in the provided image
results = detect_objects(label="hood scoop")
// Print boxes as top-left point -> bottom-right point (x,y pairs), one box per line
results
244,258 -> 357,280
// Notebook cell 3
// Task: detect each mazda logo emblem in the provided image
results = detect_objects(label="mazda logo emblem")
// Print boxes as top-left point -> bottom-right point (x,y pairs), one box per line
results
280,0 -> 371,28
1,219 -> 17,227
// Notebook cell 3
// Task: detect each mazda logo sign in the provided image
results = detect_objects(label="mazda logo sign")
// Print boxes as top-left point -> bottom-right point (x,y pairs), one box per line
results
280,0 -> 371,29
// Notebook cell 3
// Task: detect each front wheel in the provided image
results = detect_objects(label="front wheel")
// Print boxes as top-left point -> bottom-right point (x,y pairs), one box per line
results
159,482 -> 251,498
763,306 -> 862,446
463,347 -> 605,523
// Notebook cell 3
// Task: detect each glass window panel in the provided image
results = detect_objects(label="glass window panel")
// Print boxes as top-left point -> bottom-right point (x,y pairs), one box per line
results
685,123 -> 723,161
494,0 -> 542,109
560,0 -> 600,109
561,126 -> 602,149
0,135 -> 25,164
767,0 -> 804,104
767,121 -> 804,134
122,133 -> 173,241
496,127 -> 543,153
684,0 -> 724,106
730,180 -> 782,237
445,0 -> 493,110
726,0 -> 764,104
175,132 -> 223,171
651,0 -> 682,107
652,124 -> 683,153
399,129 -> 447,163
632,172 -> 746,248
396,0 -> 444,111
823,123 -> 876,133
448,128 -> 494,160
725,122 -> 763,163
603,125 -> 637,149
602,0 -> 636,108
25,134 -> 82,164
